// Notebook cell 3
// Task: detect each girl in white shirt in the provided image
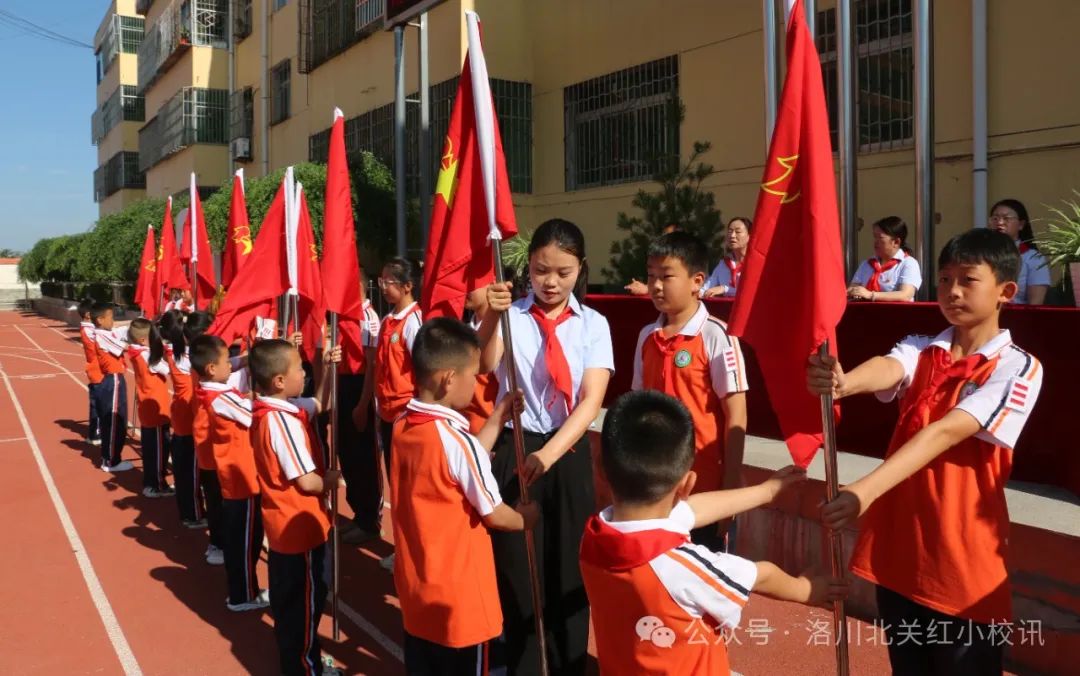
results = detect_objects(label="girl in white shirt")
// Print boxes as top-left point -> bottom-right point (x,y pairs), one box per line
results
849,216 -> 923,302
703,216 -> 753,297
481,218 -> 613,675
988,198 -> 1050,305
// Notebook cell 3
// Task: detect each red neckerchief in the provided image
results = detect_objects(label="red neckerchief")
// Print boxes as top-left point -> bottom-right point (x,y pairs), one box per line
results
579,514 -> 689,572
251,398 -> 310,428
896,346 -> 995,441
529,303 -> 575,414
650,330 -> 690,395
197,384 -> 244,409
1018,241 -> 1031,254
866,253 -> 904,292
725,257 -> 743,289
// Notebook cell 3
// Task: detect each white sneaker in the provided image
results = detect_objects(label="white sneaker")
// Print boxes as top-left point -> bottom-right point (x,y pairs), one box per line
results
205,545 -> 224,566
379,553 -> 395,571
102,460 -> 134,472
87,438 -> 102,447
321,656 -> 343,676
227,588 -> 270,612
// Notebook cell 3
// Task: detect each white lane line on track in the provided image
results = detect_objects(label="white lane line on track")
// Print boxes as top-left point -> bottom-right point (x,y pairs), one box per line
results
15,326 -> 89,391
0,436 -> 27,443
0,364 -> 143,675
0,344 -> 84,357
335,597 -> 404,663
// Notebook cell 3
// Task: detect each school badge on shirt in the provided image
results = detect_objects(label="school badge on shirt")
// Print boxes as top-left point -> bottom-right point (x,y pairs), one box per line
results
390,332 -> 400,344
961,381 -> 978,398
674,349 -> 692,368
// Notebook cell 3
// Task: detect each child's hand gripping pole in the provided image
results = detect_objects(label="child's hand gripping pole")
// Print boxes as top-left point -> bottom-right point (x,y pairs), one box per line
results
818,341 -> 850,676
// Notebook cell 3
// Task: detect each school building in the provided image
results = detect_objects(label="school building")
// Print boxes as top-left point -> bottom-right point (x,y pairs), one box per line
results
94,0 -> 1080,268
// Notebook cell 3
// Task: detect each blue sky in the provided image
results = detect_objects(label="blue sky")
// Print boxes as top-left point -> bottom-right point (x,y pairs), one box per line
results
0,1 -> 103,253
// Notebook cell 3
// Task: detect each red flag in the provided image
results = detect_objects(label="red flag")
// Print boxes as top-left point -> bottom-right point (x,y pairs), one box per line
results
727,0 -> 846,468
155,197 -> 189,311
320,108 -> 365,372
421,13 -> 518,320
134,225 -> 158,317
181,173 -> 217,309
222,169 -> 253,288
208,181 -> 288,347
291,186 -> 326,363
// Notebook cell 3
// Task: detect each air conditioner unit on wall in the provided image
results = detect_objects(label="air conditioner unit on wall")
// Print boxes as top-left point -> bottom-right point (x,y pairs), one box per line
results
231,137 -> 252,162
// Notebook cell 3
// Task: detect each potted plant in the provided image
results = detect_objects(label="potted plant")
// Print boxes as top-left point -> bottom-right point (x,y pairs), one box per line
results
1036,193 -> 1080,307
500,226 -> 533,297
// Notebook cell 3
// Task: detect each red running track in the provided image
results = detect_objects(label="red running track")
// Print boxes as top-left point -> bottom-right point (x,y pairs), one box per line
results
0,311 -> 901,675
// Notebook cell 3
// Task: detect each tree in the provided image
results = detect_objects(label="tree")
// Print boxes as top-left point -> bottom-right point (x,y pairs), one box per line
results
76,199 -> 167,283
603,140 -> 723,285
0,248 -> 22,258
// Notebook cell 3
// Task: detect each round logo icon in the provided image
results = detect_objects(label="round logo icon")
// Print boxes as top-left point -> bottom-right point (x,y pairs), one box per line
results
962,381 -> 978,397
674,349 -> 692,368
390,333 -> 400,344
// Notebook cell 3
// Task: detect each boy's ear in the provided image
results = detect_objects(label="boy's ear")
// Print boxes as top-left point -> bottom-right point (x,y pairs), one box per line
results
691,270 -> 707,289
674,470 -> 697,502
999,280 -> 1018,304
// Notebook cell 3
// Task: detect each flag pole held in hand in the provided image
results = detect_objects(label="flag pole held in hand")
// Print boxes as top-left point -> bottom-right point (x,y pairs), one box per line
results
819,340 -> 850,676
328,312 -> 340,641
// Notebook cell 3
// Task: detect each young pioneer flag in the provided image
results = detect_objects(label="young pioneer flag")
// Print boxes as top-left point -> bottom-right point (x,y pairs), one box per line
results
221,168 -> 253,289
154,197 -> 189,313
420,13 -> 518,320
181,173 -> 217,309
285,176 -> 326,363
134,225 -> 158,317
727,0 -> 847,468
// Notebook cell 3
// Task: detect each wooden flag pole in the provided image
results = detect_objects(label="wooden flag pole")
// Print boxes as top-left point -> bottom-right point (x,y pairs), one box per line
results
328,312 -> 341,641
819,340 -> 850,676
491,240 -> 549,676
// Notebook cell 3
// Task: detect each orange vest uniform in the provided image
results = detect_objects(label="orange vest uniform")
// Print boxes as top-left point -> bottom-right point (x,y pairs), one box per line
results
80,323 -> 104,384
391,399 -> 504,648
339,301 -> 380,376
127,346 -> 171,427
851,329 -> 1043,624
463,373 -> 499,436
192,372 -> 214,470
580,501 -> 758,675
199,383 -> 259,500
375,303 -> 422,422
251,396 -> 330,554
167,347 -> 195,436
95,328 -> 127,375
633,303 -> 748,492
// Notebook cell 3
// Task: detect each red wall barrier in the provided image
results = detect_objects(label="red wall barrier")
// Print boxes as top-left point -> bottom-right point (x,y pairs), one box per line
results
586,295 -> 1079,497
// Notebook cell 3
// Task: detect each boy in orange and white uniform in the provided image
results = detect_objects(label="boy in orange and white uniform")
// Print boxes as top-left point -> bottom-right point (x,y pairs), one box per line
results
126,318 -> 174,497
91,302 -> 133,472
78,299 -> 103,446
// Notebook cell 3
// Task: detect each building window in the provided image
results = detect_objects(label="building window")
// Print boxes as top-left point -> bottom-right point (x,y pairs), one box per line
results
92,85 -> 146,145
270,60 -> 291,125
138,0 -> 229,93
274,0 -> 288,10
308,76 -> 533,195
139,87 -> 229,170
563,56 -> 680,191
119,16 -> 145,53
818,0 -> 913,152
299,0 -> 384,74
94,151 -> 146,202
234,0 -> 253,39
230,87 -> 255,140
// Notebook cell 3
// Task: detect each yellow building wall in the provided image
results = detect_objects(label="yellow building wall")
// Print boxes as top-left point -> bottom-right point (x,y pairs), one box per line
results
146,145 -> 230,200
98,123 -> 142,162
99,188 -> 147,218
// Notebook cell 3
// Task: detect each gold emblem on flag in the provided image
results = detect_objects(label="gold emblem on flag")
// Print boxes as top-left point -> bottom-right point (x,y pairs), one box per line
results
233,225 -> 253,255
156,244 -> 164,262
761,154 -> 800,203
435,136 -> 460,208
309,243 -> 319,262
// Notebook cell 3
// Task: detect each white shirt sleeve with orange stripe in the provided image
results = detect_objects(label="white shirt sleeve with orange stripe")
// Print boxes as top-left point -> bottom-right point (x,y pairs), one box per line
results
703,320 -> 749,397
210,391 -> 253,428
267,410 -> 317,480
956,347 -> 1043,449
436,420 -> 503,517
649,502 -> 758,631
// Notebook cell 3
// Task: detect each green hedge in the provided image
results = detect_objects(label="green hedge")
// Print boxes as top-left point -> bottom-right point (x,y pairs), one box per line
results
21,155 -> 401,285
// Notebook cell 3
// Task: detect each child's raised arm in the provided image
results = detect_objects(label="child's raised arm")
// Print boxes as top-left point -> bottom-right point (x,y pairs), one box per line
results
753,561 -> 848,607
807,353 -> 906,400
686,466 -> 805,528
822,408 -> 980,530
482,500 -> 539,532
476,389 -> 523,453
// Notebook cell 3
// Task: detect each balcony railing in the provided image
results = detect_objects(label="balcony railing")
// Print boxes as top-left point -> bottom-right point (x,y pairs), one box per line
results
139,87 -> 229,171
299,0 -> 384,74
94,151 -> 146,202
92,86 -> 146,145
138,0 -> 229,94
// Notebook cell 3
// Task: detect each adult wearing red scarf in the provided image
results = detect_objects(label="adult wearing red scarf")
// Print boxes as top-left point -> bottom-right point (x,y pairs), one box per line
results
849,216 -> 923,302
703,217 -> 753,298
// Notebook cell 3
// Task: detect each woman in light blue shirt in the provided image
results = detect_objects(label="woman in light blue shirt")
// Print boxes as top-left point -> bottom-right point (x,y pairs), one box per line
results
481,218 -> 613,675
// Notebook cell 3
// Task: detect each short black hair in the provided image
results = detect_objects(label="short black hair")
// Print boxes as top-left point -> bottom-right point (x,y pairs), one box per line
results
939,229 -> 1020,284
248,339 -> 296,392
601,391 -> 696,504
647,232 -> 710,276
412,317 -> 480,382
77,298 -> 95,318
90,302 -> 113,323
189,334 -> 227,378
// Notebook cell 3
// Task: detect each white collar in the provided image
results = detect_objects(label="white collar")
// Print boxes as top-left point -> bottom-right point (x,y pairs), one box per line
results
596,501 -> 691,536
80,321 -> 94,329
390,301 -> 418,320
405,398 -> 470,430
255,395 -> 300,413
927,327 -> 1013,359
656,301 -> 708,337
200,380 -> 235,393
